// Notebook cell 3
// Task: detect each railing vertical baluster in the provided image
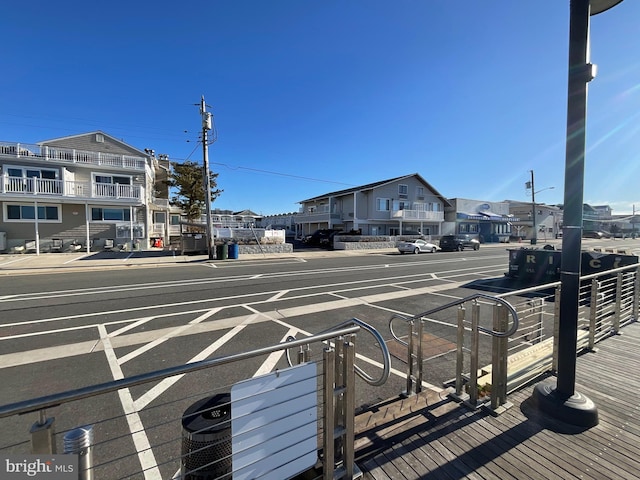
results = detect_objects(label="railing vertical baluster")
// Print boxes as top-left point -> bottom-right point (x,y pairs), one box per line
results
613,272 -> 623,334
552,285 -> 561,372
406,319 -> 416,396
634,266 -> 640,322
343,336 -> 356,479
589,279 -> 599,349
534,298 -> 544,344
490,304 -> 509,412
469,300 -> 480,407
455,306 -> 466,396
323,345 -> 335,480
416,316 -> 424,394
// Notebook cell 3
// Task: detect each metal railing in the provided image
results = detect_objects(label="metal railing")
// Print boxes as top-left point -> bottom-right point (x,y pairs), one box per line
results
388,263 -> 640,414
1,175 -> 143,201
389,293 -> 519,413
0,142 -> 146,171
0,324 -> 368,480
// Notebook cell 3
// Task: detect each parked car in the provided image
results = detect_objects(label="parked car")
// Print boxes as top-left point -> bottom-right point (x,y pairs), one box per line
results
303,229 -> 340,245
397,239 -> 439,254
439,234 -> 480,251
583,231 -> 610,239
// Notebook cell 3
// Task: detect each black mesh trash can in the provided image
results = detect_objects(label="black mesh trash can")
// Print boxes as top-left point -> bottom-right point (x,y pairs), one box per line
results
181,393 -> 232,479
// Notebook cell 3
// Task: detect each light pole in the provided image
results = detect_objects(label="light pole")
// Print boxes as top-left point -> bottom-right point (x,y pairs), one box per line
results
532,0 -> 624,428
526,171 -> 554,245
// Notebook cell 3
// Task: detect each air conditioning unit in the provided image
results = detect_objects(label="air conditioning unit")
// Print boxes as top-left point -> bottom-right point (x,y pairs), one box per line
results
0,232 -> 6,251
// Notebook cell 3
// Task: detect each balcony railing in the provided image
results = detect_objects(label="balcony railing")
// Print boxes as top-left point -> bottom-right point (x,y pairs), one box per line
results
1,175 -> 142,201
392,209 -> 444,221
0,142 -> 146,171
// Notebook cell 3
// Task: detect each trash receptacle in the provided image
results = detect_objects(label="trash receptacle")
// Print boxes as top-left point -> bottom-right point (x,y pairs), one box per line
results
181,393 -> 231,479
216,244 -> 228,260
228,243 -> 239,259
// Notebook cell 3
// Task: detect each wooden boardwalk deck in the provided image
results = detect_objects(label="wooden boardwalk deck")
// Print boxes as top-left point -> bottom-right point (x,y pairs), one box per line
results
354,321 -> 640,480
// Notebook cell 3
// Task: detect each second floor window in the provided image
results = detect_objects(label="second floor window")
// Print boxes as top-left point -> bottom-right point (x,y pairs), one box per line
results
416,186 -> 424,198
94,174 -> 131,185
398,184 -> 408,198
377,198 -> 391,211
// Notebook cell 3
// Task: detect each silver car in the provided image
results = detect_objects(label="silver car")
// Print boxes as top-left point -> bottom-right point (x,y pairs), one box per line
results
397,239 -> 439,254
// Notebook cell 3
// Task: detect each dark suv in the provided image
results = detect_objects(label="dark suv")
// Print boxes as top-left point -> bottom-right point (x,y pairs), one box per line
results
439,234 -> 480,251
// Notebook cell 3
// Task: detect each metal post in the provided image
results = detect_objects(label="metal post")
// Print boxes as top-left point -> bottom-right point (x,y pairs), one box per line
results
342,337 -> 356,479
634,266 -> 640,321
588,279 -> 599,349
614,272 -> 622,333
552,285 -> 561,372
532,0 -> 614,428
469,301 -> 480,407
406,319 -> 415,396
322,345 -> 335,480
455,306 -> 465,397
416,317 -> 424,394
490,304 -> 509,411
30,410 -> 56,454
64,425 -> 94,480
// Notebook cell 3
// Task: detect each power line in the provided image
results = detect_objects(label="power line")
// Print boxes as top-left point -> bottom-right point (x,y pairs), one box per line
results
210,162 -> 356,186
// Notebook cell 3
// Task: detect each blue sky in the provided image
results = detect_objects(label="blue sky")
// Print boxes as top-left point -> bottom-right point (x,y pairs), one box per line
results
2,1 -> 639,215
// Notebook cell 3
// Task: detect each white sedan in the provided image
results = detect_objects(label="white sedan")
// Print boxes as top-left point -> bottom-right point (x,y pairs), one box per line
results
397,239 -> 439,254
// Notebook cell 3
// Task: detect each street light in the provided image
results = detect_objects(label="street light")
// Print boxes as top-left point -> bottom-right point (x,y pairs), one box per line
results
526,170 -> 554,245
532,0 -> 624,428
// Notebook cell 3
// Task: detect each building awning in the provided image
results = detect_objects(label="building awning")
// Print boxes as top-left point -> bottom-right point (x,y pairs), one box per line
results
457,212 -> 484,220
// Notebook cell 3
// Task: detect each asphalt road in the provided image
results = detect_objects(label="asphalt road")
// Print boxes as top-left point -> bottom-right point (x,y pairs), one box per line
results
1,238 -> 638,479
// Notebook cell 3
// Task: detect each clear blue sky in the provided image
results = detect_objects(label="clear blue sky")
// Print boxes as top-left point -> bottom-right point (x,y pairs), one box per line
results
2,1 -> 639,215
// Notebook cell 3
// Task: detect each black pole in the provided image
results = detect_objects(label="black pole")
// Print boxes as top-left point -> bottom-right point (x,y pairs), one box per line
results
530,170 -> 537,245
532,0 -> 598,427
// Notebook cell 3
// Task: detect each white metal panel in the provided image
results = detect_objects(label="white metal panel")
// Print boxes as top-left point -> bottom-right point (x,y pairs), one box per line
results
231,363 -> 318,480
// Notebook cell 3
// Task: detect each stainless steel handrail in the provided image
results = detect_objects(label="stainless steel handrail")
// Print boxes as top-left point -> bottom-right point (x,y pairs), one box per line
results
389,293 -> 520,346
0,325 -> 360,419
286,318 -> 391,387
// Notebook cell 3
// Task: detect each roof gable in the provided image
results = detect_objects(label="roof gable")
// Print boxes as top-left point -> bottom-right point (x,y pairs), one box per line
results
38,131 -> 149,158
299,173 -> 451,207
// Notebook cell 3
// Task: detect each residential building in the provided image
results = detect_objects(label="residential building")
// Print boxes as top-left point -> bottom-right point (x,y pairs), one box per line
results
0,132 -> 169,253
444,198 -> 517,243
296,174 -> 449,237
508,200 -> 563,241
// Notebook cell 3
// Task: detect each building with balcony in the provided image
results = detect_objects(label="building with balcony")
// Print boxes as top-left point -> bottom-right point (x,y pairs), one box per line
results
296,173 -> 449,237
0,131 -> 170,253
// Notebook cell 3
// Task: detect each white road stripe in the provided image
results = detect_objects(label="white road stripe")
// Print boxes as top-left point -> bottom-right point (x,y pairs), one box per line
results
133,313 -> 258,411
252,328 -> 299,377
118,308 -> 221,365
98,324 -> 161,480
109,317 -> 155,338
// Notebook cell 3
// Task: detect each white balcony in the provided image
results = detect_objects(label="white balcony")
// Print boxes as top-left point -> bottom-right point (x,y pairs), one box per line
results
1,175 -> 143,202
391,209 -> 444,221
0,142 -> 146,171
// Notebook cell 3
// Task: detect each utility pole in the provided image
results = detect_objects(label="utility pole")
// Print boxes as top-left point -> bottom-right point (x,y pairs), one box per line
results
200,96 -> 215,260
527,170 -> 537,245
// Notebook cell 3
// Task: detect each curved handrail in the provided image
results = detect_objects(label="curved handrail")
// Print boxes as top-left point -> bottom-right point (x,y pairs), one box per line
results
389,293 -> 519,347
286,318 -> 391,387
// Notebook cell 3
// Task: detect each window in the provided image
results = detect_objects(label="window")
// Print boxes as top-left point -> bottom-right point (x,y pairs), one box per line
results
398,184 -> 408,198
416,186 -> 424,198
170,214 -> 181,225
4,203 -> 60,222
91,207 -> 131,221
94,174 -> 131,185
377,198 -> 390,211
6,166 -> 58,179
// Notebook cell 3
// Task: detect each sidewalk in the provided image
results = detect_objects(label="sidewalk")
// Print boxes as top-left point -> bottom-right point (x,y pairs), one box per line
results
0,240 -> 565,276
